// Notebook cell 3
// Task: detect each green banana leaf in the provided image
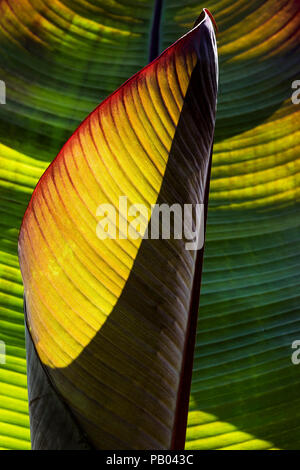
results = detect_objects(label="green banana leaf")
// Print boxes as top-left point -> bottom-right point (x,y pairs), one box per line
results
0,0 -> 299,450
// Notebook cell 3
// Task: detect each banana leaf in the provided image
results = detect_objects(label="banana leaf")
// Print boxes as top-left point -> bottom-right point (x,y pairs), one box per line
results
19,11 -> 218,449
0,0 -> 299,450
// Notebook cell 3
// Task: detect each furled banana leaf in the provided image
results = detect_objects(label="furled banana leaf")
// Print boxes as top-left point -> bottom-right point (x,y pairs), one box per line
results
0,0 -> 299,450
18,10 -> 218,449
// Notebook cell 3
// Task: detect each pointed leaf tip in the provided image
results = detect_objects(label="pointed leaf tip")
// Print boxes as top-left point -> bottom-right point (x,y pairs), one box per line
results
194,9 -> 218,35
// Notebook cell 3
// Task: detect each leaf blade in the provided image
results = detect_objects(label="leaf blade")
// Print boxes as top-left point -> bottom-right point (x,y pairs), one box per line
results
19,11 -> 218,449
